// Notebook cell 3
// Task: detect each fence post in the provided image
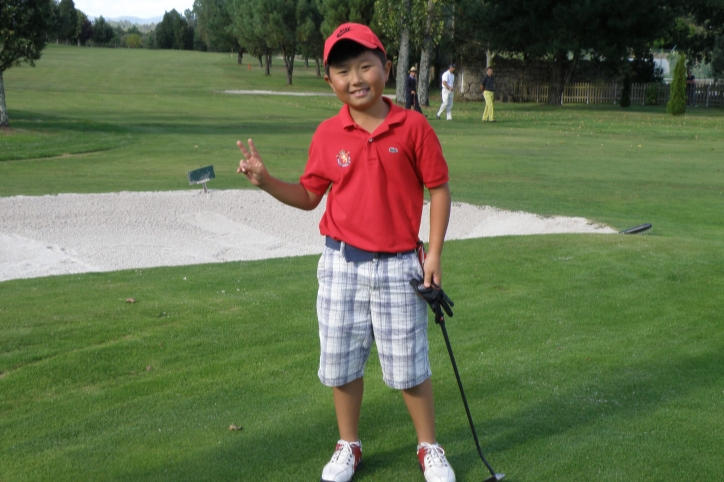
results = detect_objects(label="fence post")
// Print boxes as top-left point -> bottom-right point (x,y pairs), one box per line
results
614,84 -> 617,104
706,83 -> 710,108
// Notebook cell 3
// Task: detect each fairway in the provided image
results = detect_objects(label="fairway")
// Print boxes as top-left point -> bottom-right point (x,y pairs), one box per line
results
1,45 -> 724,482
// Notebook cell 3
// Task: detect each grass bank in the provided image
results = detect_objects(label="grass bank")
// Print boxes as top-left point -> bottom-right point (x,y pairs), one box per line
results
1,45 -> 723,481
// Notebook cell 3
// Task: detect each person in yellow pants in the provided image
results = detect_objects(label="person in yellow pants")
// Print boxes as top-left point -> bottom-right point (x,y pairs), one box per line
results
481,67 -> 495,122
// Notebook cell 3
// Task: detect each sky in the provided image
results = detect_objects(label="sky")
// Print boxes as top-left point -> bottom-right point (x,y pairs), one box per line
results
73,0 -> 194,20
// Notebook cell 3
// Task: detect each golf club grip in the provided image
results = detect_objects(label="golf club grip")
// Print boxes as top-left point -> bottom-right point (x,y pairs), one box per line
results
439,320 -> 498,477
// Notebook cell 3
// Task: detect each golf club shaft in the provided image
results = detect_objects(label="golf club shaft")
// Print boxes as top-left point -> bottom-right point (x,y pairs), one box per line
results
439,319 -> 497,478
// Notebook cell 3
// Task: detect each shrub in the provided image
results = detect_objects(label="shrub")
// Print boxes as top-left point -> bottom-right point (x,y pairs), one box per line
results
122,34 -> 142,48
645,84 -> 659,105
667,53 -> 687,116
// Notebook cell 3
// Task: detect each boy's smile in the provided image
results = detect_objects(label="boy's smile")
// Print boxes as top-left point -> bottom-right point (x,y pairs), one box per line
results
325,51 -> 391,114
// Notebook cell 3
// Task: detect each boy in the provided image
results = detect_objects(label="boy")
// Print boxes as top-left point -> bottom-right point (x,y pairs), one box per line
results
236,23 -> 454,482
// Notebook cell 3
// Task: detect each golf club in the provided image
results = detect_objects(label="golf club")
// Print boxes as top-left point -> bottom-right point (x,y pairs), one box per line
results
619,223 -> 652,234
411,280 -> 505,482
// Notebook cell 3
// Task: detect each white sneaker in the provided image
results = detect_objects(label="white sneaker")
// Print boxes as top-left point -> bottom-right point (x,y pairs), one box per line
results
320,440 -> 362,482
417,442 -> 456,482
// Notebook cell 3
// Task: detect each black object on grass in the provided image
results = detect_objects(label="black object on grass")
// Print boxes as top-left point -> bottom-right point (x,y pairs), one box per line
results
410,279 -> 505,482
620,223 -> 652,234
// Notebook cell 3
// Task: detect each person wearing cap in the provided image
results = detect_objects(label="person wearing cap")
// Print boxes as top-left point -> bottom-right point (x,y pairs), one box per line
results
435,64 -> 456,120
236,22 -> 455,482
481,67 -> 496,122
686,69 -> 696,106
405,66 -> 423,113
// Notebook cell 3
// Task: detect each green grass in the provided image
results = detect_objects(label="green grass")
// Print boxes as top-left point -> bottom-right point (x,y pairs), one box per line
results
2,45 -> 724,481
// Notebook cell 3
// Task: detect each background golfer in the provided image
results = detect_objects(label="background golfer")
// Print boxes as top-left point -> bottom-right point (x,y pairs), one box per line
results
236,23 -> 455,482
436,64 -> 456,120
481,67 -> 495,122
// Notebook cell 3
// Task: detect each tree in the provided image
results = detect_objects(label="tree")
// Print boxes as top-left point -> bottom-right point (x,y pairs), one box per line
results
194,0 -> 244,59
77,10 -> 93,46
373,0 -> 413,104
229,0 -> 275,74
233,0 -> 299,84
471,0 -> 674,105
92,16 -> 114,45
667,53 -> 687,116
57,0 -> 79,44
316,0 -> 375,37
1,0 -> 53,128
122,34 -> 143,48
156,9 -> 194,50
712,35 -> 724,81
297,0 -> 325,76
671,0 -> 724,66
373,0 -> 452,106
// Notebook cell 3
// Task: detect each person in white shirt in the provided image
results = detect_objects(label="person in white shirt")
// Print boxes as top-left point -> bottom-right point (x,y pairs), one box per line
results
436,64 -> 456,121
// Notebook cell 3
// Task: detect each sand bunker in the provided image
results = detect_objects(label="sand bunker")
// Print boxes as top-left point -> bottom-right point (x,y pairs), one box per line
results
0,190 -> 614,282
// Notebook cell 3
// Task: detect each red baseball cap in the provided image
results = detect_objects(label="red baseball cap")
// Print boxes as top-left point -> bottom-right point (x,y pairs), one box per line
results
323,23 -> 386,65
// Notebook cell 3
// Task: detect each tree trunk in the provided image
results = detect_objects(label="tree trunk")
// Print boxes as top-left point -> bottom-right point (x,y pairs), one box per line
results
548,50 -> 568,105
315,58 -> 321,77
282,45 -> 295,85
305,56 -> 309,68
264,53 -> 271,76
417,0 -> 435,107
395,0 -> 412,106
237,47 -> 244,64
258,55 -> 263,68
0,70 -> 9,128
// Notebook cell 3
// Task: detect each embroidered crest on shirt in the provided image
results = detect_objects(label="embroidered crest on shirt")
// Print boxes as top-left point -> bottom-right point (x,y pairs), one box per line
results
337,149 -> 351,167
389,147 -> 399,153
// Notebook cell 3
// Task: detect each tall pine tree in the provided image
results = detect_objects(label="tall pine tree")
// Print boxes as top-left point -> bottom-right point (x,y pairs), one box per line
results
667,54 -> 687,116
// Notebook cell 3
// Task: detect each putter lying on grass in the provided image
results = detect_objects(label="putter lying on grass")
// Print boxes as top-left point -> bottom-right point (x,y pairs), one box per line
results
410,279 -> 505,482
187,165 -> 215,194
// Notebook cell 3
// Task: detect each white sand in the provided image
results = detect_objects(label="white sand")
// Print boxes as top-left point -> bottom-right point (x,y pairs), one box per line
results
0,190 -> 615,282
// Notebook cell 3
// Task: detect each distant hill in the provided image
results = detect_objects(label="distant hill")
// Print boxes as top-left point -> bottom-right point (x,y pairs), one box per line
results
105,16 -> 163,25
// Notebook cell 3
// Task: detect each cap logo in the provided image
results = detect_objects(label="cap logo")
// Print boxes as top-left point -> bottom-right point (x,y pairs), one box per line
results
337,149 -> 351,167
337,26 -> 352,38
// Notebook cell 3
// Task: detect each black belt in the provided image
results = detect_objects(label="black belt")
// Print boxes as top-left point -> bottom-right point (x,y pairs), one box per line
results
325,237 -> 416,263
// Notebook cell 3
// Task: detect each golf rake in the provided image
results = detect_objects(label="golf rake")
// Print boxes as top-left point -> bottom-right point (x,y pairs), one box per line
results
411,279 -> 505,482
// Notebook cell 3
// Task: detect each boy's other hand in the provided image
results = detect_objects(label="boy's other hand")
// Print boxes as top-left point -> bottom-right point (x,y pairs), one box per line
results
237,139 -> 269,186
423,252 -> 442,288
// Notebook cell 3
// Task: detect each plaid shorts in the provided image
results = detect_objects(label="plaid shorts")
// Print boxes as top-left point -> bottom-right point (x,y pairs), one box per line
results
316,246 -> 431,390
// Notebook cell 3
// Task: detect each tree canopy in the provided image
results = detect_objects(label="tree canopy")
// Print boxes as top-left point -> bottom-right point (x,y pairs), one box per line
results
156,9 -> 194,50
462,0 -> 675,103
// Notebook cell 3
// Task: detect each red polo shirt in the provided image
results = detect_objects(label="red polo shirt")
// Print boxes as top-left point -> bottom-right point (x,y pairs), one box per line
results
300,98 -> 449,253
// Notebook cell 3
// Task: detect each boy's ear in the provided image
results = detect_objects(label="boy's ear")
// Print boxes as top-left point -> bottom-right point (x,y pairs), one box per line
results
384,60 -> 392,81
324,74 -> 332,88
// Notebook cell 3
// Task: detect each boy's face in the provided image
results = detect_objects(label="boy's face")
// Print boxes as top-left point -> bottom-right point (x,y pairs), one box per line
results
325,50 -> 392,112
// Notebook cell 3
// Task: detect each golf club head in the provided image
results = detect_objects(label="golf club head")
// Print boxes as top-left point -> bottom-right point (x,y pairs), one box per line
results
483,474 -> 505,482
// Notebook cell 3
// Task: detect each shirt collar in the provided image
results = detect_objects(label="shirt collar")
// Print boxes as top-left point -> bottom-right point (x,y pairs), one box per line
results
338,97 -> 407,134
